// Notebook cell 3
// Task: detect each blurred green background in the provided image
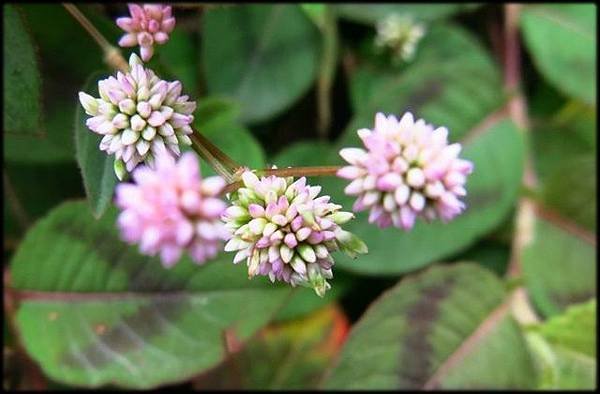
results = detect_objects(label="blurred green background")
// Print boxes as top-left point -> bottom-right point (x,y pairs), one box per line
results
3,3 -> 596,390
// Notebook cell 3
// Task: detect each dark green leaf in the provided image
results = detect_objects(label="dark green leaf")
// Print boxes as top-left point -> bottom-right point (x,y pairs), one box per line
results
74,72 -> 118,219
3,4 -> 43,136
522,216 -> 596,318
202,5 -> 320,124
520,4 -> 596,105
10,201 -> 291,389
322,263 -> 536,389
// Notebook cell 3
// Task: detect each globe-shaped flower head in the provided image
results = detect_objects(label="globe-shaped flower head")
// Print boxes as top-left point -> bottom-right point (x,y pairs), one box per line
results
222,170 -> 367,297
117,3 -> 176,62
338,112 -> 474,230
115,152 -> 230,267
79,53 -> 196,179
375,14 -> 426,62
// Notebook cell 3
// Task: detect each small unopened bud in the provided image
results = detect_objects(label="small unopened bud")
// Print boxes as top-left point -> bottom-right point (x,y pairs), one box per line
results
114,158 -> 127,181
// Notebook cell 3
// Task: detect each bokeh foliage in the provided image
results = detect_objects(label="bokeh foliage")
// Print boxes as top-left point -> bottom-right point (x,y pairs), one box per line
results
3,3 -> 596,390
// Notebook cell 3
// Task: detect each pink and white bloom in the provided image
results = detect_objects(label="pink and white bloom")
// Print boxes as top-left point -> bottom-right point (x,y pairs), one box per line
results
79,53 -> 196,179
115,152 -> 229,267
338,112 -> 474,230
116,3 -> 176,62
222,170 -> 367,297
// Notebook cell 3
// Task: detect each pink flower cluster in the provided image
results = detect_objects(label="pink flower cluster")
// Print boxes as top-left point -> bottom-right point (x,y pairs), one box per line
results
117,3 -> 176,62
221,170 -> 366,297
115,152 -> 229,267
78,53 -> 195,178
338,112 -> 473,230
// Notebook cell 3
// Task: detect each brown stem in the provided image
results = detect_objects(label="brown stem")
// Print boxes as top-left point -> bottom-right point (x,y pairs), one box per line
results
258,166 -> 341,178
189,129 -> 243,183
62,3 -> 128,72
503,4 -> 539,325
221,166 -> 342,194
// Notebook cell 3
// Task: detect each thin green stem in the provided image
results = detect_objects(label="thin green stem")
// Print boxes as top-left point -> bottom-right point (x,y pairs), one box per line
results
316,6 -> 339,140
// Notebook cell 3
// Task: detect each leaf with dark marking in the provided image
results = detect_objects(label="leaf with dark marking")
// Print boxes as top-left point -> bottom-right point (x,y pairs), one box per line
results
9,201 -> 292,389
522,215 -> 596,318
321,263 -> 536,389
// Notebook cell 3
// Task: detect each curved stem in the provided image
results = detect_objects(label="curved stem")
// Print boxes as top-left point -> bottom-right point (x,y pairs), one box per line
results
221,165 -> 341,194
503,3 -> 540,325
257,166 -> 341,178
62,3 -> 128,72
189,128 -> 243,183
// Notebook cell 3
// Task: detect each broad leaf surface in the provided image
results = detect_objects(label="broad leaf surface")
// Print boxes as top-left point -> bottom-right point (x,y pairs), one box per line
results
322,263 -> 536,389
74,72 -> 118,219
3,4 -> 44,151
525,300 -> 596,389
202,5 -> 320,124
520,4 -> 596,105
10,201 -> 291,388
522,216 -> 596,318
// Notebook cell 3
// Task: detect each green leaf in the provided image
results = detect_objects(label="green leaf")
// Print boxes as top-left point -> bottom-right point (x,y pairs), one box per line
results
526,332 -> 596,389
300,3 -> 327,29
271,140 -> 333,168
195,304 -> 349,389
272,275 -> 352,322
19,4 -> 119,80
453,240 -> 510,277
541,155 -> 596,232
522,216 -> 596,318
202,5 -> 320,124
75,72 -> 118,219
349,24 -> 504,139
520,4 -> 596,105
530,299 -> 596,357
532,102 -> 596,232
3,4 -> 43,136
322,263 -> 536,389
9,201 -> 291,389
150,28 -> 198,96
525,300 -> 596,389
6,5 -> 121,164
333,4 -> 479,25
